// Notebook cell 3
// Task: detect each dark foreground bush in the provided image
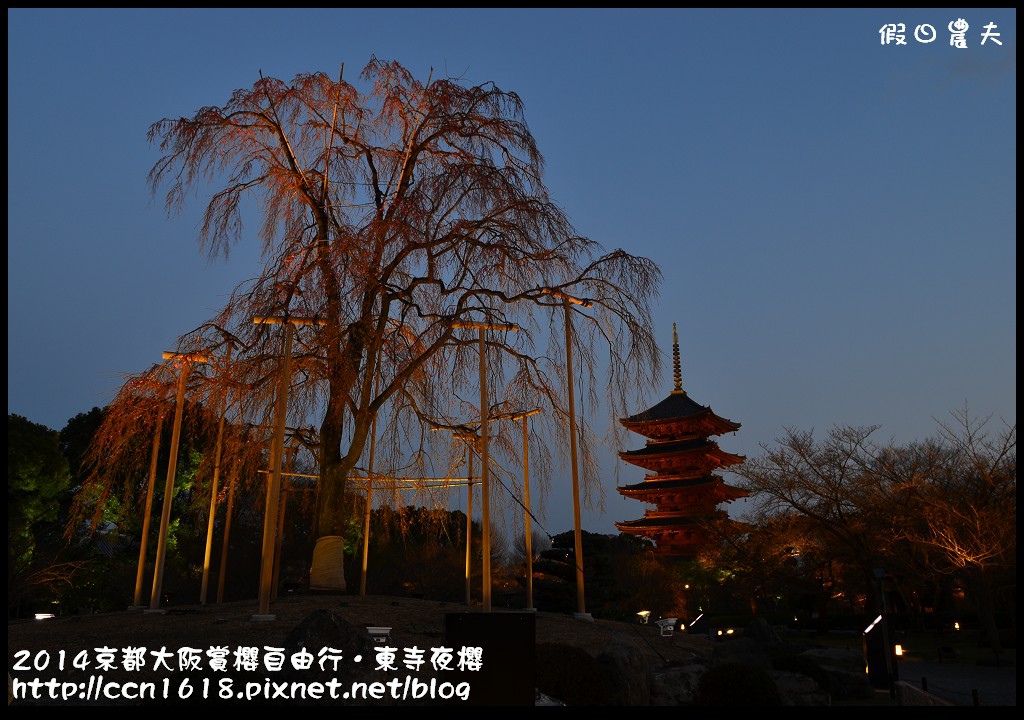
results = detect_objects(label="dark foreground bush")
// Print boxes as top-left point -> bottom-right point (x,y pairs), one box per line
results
771,653 -> 833,694
693,662 -> 783,706
535,642 -> 617,705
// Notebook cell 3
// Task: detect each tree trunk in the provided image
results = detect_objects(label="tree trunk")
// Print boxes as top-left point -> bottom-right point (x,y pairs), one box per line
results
967,569 -> 1003,662
308,396 -> 352,592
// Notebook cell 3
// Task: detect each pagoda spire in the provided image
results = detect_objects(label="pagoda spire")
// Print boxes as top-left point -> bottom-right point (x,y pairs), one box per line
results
671,323 -> 684,394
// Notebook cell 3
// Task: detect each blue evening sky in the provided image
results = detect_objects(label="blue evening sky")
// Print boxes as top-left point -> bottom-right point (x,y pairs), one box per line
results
7,8 -> 1016,537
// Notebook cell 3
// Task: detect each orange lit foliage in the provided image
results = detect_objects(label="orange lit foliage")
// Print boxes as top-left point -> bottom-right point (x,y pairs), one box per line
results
733,408 -> 1015,652
94,57 -> 663,587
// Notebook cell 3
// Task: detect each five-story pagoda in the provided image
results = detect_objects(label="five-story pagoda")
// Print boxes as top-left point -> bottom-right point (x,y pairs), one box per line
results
615,324 -> 748,557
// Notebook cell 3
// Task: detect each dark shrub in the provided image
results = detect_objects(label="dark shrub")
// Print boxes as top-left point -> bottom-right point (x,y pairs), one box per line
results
771,653 -> 834,694
693,662 -> 783,706
535,642 -> 617,705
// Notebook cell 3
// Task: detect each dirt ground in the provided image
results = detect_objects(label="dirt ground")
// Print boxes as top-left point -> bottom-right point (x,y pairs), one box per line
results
8,593 -> 711,706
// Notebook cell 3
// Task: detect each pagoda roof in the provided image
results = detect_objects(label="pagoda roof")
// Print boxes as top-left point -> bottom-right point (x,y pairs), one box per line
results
621,391 -> 740,434
621,437 -> 710,457
618,475 -> 720,493
618,475 -> 749,500
615,515 -> 710,530
618,438 -> 745,467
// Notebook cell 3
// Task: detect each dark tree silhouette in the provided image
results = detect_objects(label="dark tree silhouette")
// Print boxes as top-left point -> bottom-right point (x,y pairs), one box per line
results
8,414 -> 76,614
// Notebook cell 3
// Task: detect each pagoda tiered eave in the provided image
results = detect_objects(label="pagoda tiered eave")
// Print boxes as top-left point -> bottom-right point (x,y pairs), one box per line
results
621,391 -> 740,441
617,475 -> 749,503
618,438 -> 745,472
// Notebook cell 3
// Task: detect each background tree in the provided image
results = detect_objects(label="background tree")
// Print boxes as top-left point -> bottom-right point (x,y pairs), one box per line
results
887,408 -> 1016,657
533,530 -> 684,620
731,424 -> 902,615
59,407 -> 106,489
357,505 -> 476,601
698,512 -> 822,621
733,409 -> 1016,652
8,414 -> 75,615
137,56 -> 662,590
510,528 -> 553,566
66,367 -> 252,610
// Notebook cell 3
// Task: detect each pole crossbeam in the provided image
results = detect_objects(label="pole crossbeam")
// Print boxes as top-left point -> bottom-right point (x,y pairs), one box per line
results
253,315 -> 326,326
349,476 -> 475,484
539,287 -> 594,308
452,320 -> 520,332
162,350 -> 211,363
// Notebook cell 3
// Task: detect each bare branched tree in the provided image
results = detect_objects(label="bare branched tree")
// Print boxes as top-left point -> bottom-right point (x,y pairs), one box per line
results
895,407 -> 1016,656
84,57 -> 662,592
734,407 -> 1015,654
732,423 -> 901,587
